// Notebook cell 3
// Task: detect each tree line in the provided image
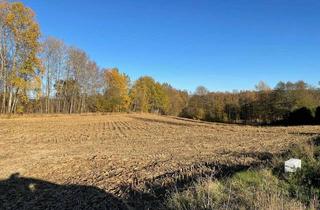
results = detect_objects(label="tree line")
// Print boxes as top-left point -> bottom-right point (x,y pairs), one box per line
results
0,1 -> 188,115
180,81 -> 320,125
1,1 -> 319,125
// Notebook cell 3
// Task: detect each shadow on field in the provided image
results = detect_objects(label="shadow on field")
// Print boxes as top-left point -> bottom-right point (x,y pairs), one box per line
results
118,163 -> 251,209
0,173 -> 129,210
0,154 -> 272,210
117,150 -> 276,209
0,147 -> 303,210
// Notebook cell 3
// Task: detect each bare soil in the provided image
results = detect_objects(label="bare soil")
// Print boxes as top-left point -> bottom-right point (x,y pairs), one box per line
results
0,113 -> 319,209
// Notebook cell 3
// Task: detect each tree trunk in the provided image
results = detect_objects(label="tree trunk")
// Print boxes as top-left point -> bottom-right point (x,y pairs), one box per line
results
0,50 -> 6,114
45,62 -> 50,114
1,80 -> 6,114
58,99 -> 61,113
69,96 -> 73,114
12,97 -> 18,114
7,88 -> 12,113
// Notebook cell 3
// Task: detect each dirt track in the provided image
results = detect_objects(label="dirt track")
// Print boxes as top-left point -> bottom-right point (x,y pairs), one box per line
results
0,113 -> 319,209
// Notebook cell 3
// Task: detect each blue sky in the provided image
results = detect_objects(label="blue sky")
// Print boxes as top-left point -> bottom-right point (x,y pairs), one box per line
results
21,0 -> 320,92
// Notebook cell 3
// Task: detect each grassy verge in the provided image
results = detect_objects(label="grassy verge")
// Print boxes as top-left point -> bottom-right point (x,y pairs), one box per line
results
167,137 -> 320,210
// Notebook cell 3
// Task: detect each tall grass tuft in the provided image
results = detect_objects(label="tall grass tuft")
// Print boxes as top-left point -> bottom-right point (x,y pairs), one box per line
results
167,170 -> 306,210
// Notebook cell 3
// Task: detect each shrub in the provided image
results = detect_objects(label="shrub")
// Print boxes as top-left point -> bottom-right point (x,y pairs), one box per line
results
315,107 -> 320,125
283,140 -> 320,205
273,138 -> 320,206
285,161 -> 320,204
286,107 -> 314,125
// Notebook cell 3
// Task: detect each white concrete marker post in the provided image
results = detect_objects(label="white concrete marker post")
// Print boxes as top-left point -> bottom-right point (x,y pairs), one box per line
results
284,158 -> 302,173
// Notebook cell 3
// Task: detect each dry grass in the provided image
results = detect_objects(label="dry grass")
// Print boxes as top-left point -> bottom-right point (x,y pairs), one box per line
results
168,170 -> 307,210
0,113 -> 319,208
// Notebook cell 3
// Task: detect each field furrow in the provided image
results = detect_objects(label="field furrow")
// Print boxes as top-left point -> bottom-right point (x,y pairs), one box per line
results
0,113 -> 319,208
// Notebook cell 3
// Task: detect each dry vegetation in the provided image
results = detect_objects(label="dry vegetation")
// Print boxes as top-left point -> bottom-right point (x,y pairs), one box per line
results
1,113 -> 319,209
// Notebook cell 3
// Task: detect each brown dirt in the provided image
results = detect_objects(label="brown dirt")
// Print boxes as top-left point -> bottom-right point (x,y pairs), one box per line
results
0,113 -> 319,209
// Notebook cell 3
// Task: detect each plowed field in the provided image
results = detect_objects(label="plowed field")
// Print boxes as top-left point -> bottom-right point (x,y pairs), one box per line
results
0,113 -> 319,209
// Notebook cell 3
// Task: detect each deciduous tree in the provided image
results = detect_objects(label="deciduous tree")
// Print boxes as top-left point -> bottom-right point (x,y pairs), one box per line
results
0,1 -> 42,114
103,68 -> 130,112
41,37 -> 66,113
130,76 -> 168,113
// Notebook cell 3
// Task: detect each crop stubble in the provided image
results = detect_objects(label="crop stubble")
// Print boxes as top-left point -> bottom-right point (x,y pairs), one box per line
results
0,113 -> 319,201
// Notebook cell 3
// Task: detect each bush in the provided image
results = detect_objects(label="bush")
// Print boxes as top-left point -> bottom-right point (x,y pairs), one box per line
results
286,107 -> 314,125
283,139 -> 320,205
315,107 -> 320,125
272,138 -> 320,206
285,161 -> 320,204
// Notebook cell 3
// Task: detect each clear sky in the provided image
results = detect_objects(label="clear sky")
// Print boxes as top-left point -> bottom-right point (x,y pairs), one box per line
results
21,0 -> 320,92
